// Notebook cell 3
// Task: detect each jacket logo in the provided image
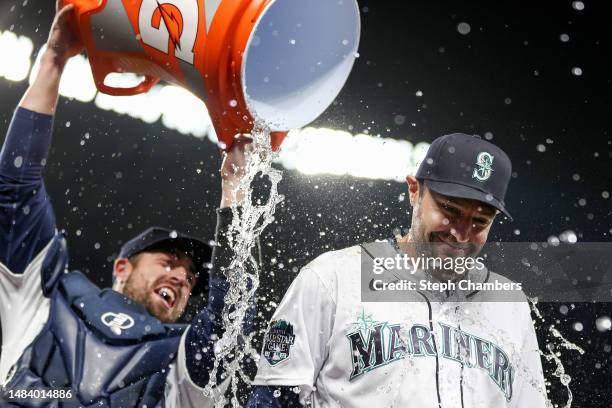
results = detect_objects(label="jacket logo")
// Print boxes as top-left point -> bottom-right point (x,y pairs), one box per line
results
262,320 -> 296,366
472,152 -> 494,181
101,312 -> 135,335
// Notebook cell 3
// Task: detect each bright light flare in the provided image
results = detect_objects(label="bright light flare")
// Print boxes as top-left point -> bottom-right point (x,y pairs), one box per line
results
0,30 -> 33,81
278,128 -> 429,181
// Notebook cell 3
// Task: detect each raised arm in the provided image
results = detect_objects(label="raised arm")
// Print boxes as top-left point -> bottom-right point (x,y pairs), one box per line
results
0,1 -> 82,274
20,1 -> 82,115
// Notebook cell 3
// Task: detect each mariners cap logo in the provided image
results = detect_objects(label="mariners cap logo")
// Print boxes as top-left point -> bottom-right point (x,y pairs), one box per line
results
101,312 -> 135,335
472,152 -> 494,181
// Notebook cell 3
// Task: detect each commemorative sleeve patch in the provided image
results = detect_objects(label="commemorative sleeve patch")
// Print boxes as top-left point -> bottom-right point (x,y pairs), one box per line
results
262,319 -> 296,366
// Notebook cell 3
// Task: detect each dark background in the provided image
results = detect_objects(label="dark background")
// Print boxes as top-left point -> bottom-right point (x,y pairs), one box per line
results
1,0 -> 611,406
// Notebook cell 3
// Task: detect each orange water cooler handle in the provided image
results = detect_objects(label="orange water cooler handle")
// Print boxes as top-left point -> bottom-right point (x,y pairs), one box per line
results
65,0 -> 160,96
88,53 -> 160,96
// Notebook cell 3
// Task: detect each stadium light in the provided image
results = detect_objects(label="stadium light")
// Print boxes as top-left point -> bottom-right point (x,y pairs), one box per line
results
0,30 -> 33,82
278,128 -> 429,181
29,44 -> 97,103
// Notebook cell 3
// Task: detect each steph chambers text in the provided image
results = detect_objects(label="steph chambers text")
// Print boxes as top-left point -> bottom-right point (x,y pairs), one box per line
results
371,279 -> 523,292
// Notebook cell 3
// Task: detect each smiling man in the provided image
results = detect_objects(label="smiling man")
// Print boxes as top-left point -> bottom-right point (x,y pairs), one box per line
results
248,133 -> 548,407
0,2 -> 252,407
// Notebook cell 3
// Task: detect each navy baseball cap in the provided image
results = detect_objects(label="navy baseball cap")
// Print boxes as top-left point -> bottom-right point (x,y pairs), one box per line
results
415,133 -> 513,220
119,227 -> 213,296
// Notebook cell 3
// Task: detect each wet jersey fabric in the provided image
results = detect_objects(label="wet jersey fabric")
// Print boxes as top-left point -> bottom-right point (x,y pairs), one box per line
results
251,242 -> 548,407
0,107 -> 231,407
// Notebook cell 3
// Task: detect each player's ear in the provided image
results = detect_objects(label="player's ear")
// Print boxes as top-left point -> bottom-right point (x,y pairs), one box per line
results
406,175 -> 420,206
113,257 -> 132,291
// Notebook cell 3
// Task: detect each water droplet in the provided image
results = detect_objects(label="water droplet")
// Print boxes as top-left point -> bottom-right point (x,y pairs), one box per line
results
571,1 -> 584,11
602,191 -> 610,199
504,97 -> 512,105
573,321 -> 583,332
560,230 -> 577,243
484,132 -> 494,140
394,115 -> 406,125
415,90 -> 423,97
457,22 -> 471,35
571,67 -> 582,76
65,121 -> 71,128
560,33 -> 570,42
94,242 -> 101,249
536,144 -> 546,152
229,99 -> 238,107
169,230 -> 178,239
289,39 -> 296,45
595,316 -> 611,332
13,156 -> 23,168
341,39 -> 349,45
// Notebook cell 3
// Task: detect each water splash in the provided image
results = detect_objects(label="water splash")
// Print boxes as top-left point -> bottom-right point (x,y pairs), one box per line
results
204,124 -> 284,407
529,297 -> 584,408
389,297 -> 578,407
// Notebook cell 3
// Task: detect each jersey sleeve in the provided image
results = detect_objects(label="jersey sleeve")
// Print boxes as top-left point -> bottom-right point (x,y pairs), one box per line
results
0,107 -> 56,275
252,258 -> 337,403
509,302 -> 549,407
0,238 -> 56,384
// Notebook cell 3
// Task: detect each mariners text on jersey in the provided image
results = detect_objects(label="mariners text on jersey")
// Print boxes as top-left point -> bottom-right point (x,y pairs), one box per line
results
347,317 -> 514,400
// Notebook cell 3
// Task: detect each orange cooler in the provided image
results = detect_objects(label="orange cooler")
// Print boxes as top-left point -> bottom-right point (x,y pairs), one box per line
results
65,0 -> 361,149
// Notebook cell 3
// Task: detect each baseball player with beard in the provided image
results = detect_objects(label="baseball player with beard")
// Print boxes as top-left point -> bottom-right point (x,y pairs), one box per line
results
0,2 -> 254,407
248,134 -> 548,407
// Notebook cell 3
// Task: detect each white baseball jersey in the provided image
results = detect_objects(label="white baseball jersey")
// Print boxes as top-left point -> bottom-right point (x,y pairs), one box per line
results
253,242 -> 548,407
0,239 -> 221,408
